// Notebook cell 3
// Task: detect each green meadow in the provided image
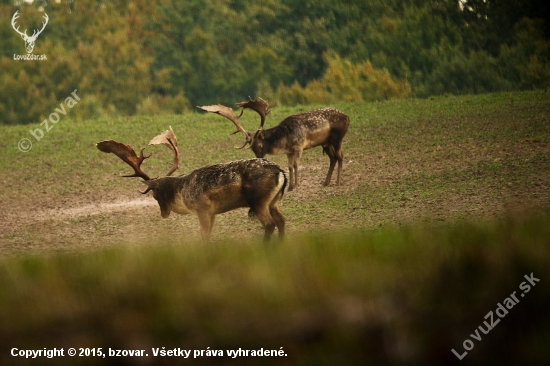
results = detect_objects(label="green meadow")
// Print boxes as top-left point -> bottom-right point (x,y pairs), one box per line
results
1,91 -> 549,364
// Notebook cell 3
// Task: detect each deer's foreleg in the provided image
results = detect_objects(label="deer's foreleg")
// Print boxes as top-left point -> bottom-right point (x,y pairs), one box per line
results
287,151 -> 301,190
287,154 -> 296,191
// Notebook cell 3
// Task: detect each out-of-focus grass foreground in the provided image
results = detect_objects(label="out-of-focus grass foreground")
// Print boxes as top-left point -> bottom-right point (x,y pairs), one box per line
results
1,91 -> 550,365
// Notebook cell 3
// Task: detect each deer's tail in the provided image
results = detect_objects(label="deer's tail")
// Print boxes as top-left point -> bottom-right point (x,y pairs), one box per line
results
248,168 -> 287,219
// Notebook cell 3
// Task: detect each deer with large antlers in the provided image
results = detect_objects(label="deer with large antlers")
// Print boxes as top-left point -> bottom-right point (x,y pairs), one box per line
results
199,97 -> 349,191
97,127 -> 286,241
11,10 -> 49,54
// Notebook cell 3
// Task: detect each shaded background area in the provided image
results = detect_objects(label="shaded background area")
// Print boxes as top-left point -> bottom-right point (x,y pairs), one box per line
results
1,0 -> 549,124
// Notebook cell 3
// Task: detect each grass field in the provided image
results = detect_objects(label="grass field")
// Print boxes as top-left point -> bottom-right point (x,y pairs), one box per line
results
0,91 -> 549,364
2,90 -> 549,254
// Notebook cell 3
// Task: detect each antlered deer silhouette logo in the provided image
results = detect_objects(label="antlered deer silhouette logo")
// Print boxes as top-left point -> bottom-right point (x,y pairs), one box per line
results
11,10 -> 49,54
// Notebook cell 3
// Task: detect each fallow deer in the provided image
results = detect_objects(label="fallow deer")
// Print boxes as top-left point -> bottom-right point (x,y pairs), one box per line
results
198,97 -> 350,191
96,127 -> 286,241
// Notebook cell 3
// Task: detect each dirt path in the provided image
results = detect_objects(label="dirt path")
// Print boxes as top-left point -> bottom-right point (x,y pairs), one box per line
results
31,198 -> 156,221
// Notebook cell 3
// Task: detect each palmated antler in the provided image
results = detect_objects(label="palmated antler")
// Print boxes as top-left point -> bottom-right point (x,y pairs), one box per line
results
96,140 -> 152,181
149,126 -> 180,176
236,96 -> 270,130
198,104 -> 251,149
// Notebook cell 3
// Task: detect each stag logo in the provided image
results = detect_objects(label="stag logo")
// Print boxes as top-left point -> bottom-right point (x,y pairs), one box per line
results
11,10 -> 48,54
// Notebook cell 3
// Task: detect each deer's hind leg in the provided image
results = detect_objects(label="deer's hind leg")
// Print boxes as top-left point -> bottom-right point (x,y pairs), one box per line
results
251,207 -> 277,241
269,201 -> 285,239
333,125 -> 347,186
249,192 -> 282,241
334,142 -> 344,185
322,145 -> 338,186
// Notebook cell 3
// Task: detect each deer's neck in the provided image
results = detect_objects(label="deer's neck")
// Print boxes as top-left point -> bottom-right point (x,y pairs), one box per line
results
262,125 -> 302,155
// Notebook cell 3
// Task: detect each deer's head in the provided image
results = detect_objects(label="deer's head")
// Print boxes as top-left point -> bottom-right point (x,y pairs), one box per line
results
141,178 -> 185,218
11,10 -> 49,54
198,97 -> 271,157
96,127 -> 180,218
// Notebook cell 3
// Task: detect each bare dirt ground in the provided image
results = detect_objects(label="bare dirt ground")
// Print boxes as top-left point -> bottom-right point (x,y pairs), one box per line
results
2,95 -> 550,257
1,165 -> 351,256
2,142 -> 549,258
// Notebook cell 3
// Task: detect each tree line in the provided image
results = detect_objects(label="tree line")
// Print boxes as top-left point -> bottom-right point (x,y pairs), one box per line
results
0,0 -> 549,125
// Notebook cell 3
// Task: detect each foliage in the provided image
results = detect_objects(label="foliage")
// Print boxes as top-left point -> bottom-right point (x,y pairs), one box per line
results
0,0 -> 549,124
276,53 -> 411,106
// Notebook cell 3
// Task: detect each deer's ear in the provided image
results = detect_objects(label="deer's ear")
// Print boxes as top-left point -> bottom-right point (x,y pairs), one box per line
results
257,129 -> 265,139
142,179 -> 160,189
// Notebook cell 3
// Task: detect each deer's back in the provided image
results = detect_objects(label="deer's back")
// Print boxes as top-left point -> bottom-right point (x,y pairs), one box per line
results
181,159 -> 285,213
274,107 -> 349,151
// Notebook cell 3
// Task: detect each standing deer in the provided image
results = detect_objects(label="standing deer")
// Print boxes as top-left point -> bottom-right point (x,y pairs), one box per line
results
198,97 -> 350,191
96,127 -> 286,241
